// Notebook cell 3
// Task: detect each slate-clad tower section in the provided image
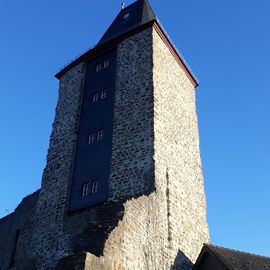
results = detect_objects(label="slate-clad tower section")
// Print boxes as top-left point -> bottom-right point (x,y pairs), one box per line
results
69,50 -> 118,211
0,0 -> 209,269
66,0 -> 159,213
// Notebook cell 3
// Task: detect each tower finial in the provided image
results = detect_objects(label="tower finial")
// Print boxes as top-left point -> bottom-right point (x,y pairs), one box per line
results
121,2 -> 125,10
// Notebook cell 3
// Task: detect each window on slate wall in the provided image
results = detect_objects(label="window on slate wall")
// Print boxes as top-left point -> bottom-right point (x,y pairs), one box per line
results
81,181 -> 98,196
92,92 -> 99,103
96,63 -> 102,72
96,60 -> 109,72
88,133 -> 95,144
82,182 -> 90,197
101,89 -> 107,100
97,130 -> 104,141
91,180 -> 98,193
103,59 -> 109,68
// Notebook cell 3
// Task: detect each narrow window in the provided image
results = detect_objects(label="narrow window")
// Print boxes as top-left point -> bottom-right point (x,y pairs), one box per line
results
97,130 -> 104,141
101,89 -> 107,100
88,133 -> 95,144
92,92 -> 99,103
103,59 -> 109,69
91,180 -> 98,193
82,182 -> 90,197
96,63 -> 102,72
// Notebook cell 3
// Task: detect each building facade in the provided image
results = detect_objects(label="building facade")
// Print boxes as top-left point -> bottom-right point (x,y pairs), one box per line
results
0,1 -> 209,269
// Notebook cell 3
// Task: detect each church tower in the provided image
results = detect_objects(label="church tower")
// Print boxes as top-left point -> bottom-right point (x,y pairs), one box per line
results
3,0 -> 209,269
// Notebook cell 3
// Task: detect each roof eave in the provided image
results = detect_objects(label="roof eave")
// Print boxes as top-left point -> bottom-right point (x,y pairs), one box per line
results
55,19 -> 199,88
193,245 -> 232,270
153,20 -> 199,88
204,244 -> 235,270
55,21 -> 155,80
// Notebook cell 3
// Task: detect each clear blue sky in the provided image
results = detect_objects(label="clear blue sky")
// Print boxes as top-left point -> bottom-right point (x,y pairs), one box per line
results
0,0 -> 269,257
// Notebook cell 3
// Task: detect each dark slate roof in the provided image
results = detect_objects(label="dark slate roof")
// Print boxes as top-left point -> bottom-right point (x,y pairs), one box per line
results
97,0 -> 156,45
55,0 -> 199,87
206,244 -> 270,270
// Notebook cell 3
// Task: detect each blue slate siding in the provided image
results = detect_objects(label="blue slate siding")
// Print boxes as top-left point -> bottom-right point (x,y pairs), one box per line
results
68,49 -> 117,212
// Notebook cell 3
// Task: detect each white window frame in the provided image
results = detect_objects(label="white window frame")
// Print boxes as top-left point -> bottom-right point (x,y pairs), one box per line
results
82,182 -> 90,197
88,133 -> 95,144
97,130 -> 104,141
91,180 -> 98,194
103,59 -> 109,69
92,92 -> 99,103
101,89 -> 107,100
96,63 -> 102,72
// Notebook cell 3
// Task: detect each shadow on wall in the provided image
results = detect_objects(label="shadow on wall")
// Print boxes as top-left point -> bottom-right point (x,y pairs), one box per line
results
57,247 -> 194,270
170,250 -> 193,270
69,187 -> 155,257
56,252 -> 87,270
71,200 -> 125,257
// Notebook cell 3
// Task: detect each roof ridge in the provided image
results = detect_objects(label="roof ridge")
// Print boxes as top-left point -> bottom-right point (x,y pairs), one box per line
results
204,244 -> 235,270
205,244 -> 270,261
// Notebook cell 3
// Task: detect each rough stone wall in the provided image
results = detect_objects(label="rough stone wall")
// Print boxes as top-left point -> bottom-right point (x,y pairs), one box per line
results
108,27 -> 154,200
3,23 -> 209,270
60,28 -> 155,260
57,26 -> 209,270
16,63 -> 87,270
60,28 -> 157,269
52,27 -> 158,270
152,28 -> 210,268
10,28 -> 155,270
0,190 -> 39,269
9,28 -> 154,270
73,27 -> 163,270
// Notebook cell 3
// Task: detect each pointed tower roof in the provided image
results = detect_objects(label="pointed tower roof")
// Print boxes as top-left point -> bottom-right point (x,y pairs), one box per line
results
98,0 -> 156,45
55,0 -> 198,87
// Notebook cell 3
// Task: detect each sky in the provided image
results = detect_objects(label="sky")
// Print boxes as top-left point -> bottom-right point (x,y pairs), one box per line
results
0,0 -> 270,258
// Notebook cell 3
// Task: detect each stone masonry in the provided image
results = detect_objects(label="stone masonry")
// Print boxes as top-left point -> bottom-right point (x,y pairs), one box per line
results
25,63 -> 87,269
61,27 -> 208,269
0,191 -> 39,269
152,27 -> 209,267
0,3 -> 209,269
65,26 -> 210,270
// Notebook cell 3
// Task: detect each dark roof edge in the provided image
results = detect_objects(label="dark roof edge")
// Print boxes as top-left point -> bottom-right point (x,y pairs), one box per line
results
153,19 -> 199,87
55,21 -> 154,79
55,19 -> 199,88
193,244 -> 232,270
206,244 -> 270,261
203,244 -> 233,270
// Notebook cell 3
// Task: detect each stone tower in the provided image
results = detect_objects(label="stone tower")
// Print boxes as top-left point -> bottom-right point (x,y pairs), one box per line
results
0,0 -> 209,269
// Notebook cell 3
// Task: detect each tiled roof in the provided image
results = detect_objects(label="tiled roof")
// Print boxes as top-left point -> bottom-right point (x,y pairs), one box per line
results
206,244 -> 270,270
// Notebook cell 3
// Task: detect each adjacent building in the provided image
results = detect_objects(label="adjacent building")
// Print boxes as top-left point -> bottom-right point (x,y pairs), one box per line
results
194,244 -> 270,270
